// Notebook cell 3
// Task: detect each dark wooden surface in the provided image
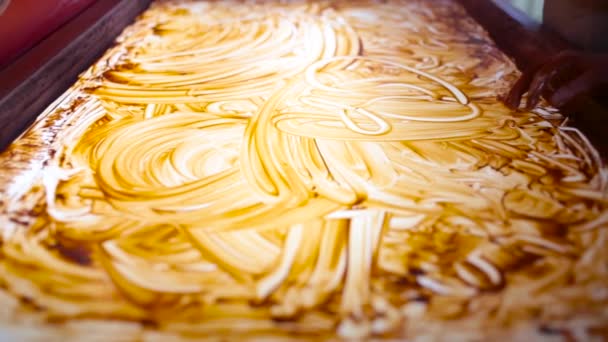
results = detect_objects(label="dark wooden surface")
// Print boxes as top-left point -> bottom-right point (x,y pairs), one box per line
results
0,0 -> 152,152
457,0 -> 608,156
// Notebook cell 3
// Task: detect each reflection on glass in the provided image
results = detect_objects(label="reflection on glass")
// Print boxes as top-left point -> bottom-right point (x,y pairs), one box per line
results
508,0 -> 544,22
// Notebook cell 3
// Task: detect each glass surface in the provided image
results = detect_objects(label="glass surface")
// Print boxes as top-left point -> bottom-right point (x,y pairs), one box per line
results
0,0 -> 606,340
507,0 -> 544,22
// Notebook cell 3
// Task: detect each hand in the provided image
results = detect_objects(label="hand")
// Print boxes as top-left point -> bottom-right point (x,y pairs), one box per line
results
502,50 -> 608,110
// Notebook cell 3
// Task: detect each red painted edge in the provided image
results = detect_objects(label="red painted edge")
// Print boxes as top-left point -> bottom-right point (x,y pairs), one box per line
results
0,0 -> 97,68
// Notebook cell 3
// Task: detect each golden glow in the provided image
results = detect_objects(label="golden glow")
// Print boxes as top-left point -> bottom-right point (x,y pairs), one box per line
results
0,0 -> 607,340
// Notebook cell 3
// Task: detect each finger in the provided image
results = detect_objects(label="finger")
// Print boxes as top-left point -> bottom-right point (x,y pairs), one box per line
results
525,69 -> 557,110
500,44 -> 557,109
503,58 -> 548,110
503,71 -> 535,109
502,51 -> 576,110
549,70 -> 598,107
524,51 -> 580,110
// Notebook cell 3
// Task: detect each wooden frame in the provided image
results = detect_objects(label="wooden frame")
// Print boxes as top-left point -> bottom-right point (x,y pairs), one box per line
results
0,0 -> 152,151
